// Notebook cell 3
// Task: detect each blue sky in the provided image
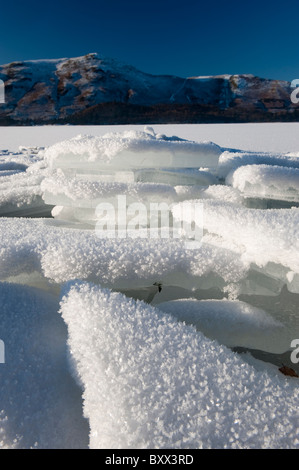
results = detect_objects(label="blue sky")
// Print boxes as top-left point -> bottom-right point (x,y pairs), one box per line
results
0,0 -> 298,81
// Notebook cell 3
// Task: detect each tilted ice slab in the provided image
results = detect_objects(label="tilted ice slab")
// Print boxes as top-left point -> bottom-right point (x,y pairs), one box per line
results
218,150 -> 299,179
44,128 -> 222,171
172,199 -> 299,294
0,148 -> 52,217
226,164 -> 299,202
0,166 -> 47,216
41,170 -> 215,226
174,200 -> 299,271
0,211 -> 298,299
61,167 -> 218,186
60,281 -> 299,449
0,282 -> 88,449
156,298 -> 288,353
0,218 -> 246,290
41,171 -> 180,208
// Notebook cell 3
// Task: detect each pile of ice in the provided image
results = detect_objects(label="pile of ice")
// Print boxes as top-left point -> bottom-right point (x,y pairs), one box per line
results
0,126 -> 299,449
41,128 -> 299,232
42,127 -> 221,227
39,127 -> 299,297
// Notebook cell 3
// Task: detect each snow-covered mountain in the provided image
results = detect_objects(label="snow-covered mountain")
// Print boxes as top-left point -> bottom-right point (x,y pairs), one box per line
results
0,53 -> 297,125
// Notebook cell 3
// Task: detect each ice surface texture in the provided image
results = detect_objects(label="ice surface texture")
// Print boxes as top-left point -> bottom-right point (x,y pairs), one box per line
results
226,164 -> 299,202
60,281 -> 299,449
0,282 -> 89,448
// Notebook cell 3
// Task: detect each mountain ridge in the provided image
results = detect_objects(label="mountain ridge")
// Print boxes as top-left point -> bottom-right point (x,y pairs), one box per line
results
0,52 -> 297,125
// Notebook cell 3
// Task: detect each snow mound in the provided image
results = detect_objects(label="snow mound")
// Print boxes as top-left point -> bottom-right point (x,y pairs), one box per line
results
0,282 -> 88,449
60,281 -> 299,449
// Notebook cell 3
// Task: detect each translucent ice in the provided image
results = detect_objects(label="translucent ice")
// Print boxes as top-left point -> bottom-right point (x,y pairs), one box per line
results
156,298 -> 288,353
44,129 -> 222,170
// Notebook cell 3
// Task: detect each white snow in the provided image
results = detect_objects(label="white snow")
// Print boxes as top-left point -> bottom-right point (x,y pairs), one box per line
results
226,164 -> 299,202
0,282 -> 89,448
60,281 -> 299,449
44,129 -> 221,170
0,123 -> 298,449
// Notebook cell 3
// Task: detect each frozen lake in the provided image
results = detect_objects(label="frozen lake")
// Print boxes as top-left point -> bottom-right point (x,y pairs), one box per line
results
1,122 -> 299,153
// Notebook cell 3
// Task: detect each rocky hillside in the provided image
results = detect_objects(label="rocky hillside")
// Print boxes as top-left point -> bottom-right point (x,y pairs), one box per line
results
0,53 -> 297,125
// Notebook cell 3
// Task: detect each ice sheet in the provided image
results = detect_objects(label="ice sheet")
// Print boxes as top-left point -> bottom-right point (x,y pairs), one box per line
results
156,298 -> 289,353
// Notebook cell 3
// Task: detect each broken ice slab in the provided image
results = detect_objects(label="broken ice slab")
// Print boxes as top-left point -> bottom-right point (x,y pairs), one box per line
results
134,168 -> 218,186
61,168 -> 136,183
0,197 -> 54,218
41,172 -> 210,210
42,178 -> 179,208
60,167 -> 218,186
226,164 -> 299,202
44,130 -> 222,171
156,298 -> 289,354
51,205 -> 180,231
218,150 -> 299,179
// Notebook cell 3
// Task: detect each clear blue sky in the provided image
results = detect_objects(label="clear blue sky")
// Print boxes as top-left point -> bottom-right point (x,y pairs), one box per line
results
0,0 -> 298,81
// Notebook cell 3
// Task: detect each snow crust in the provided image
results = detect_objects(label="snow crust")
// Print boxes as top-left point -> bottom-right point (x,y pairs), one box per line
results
44,128 -> 221,170
226,164 -> 299,202
60,282 -> 299,449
